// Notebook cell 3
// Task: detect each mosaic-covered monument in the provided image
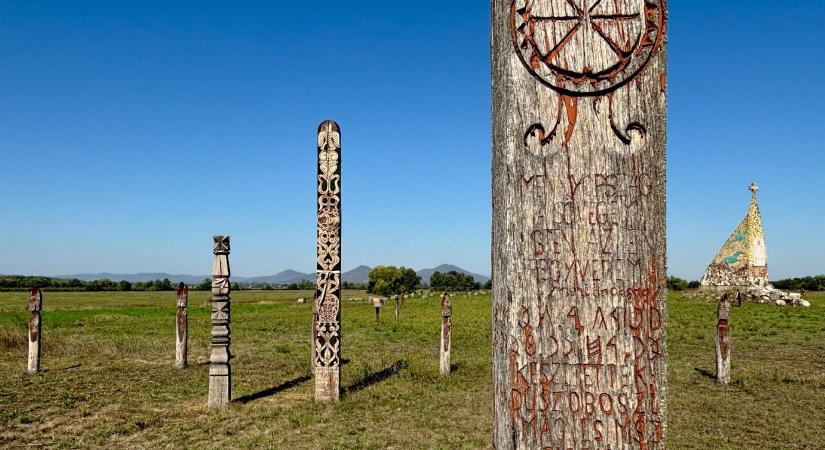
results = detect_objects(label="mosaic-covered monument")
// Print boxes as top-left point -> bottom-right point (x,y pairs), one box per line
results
700,183 -> 769,289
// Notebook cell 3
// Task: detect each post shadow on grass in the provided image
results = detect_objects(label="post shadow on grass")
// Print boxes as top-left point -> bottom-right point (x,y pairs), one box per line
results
233,360 -> 351,404
43,363 -> 83,373
341,360 -> 408,398
234,374 -> 312,404
694,367 -> 716,380
450,362 -> 462,374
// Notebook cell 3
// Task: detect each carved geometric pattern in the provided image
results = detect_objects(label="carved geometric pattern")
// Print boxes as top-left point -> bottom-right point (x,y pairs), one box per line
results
511,0 -> 666,96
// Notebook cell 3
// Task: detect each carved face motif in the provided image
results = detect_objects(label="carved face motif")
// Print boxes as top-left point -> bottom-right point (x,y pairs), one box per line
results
511,0 -> 666,96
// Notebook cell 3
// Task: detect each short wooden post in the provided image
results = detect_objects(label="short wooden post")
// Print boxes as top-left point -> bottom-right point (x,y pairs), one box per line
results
175,282 -> 188,369
371,297 -> 383,323
394,295 -> 401,322
492,0 -> 668,447
208,235 -> 231,408
28,287 -> 42,374
440,292 -> 452,375
716,295 -> 732,384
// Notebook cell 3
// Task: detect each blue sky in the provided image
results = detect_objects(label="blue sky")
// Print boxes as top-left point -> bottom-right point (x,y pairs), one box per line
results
1,1 -> 823,280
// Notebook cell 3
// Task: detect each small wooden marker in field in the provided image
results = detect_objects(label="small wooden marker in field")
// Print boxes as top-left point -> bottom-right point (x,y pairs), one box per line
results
175,282 -> 188,369
208,235 -> 232,408
492,0 -> 668,447
371,297 -> 384,323
716,295 -> 732,384
314,120 -> 342,403
28,287 -> 42,374
440,292 -> 452,375
394,295 -> 401,323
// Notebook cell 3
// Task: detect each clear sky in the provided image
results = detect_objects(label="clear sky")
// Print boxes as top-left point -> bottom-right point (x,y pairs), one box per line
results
1,1 -> 823,280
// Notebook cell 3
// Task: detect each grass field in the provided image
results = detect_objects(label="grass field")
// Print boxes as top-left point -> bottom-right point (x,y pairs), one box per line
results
0,290 -> 823,449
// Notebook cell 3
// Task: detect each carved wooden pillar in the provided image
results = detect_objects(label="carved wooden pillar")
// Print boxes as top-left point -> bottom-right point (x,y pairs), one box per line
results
208,235 -> 231,408
28,287 -> 42,374
492,1 -> 668,448
175,282 -> 188,369
440,292 -> 452,376
716,296 -> 731,384
314,120 -> 342,403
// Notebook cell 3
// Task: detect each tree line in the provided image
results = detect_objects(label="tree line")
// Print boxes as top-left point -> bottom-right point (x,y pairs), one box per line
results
772,275 -> 825,291
0,275 -> 215,292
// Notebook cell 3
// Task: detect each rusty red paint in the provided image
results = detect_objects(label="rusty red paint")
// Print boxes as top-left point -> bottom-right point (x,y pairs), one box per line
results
718,319 -> 730,360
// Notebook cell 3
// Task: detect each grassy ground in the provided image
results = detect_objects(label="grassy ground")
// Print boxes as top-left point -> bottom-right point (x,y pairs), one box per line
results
0,290 -> 823,449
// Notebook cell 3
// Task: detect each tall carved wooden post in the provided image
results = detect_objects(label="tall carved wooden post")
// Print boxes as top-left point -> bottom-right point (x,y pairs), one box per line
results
175,282 -> 188,369
28,288 -> 42,374
209,235 -> 231,408
716,296 -> 731,384
492,1 -> 668,448
440,292 -> 452,376
314,120 -> 342,403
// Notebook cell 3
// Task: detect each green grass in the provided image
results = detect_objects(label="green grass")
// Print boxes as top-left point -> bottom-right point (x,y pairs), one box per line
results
0,290 -> 823,449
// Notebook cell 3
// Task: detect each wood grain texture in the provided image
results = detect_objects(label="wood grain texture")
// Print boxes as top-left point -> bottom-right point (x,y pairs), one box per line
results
492,1 -> 668,448
440,293 -> 452,376
716,297 -> 731,384
175,282 -> 188,369
28,287 -> 42,374
208,235 -> 231,408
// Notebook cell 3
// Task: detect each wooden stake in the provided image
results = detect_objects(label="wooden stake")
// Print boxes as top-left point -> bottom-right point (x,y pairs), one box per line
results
492,1 -> 668,447
716,295 -> 732,384
175,282 -> 188,369
28,287 -> 42,374
440,293 -> 452,375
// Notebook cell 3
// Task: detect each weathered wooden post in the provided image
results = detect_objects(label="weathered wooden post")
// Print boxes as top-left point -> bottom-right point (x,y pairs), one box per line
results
440,292 -> 452,375
28,287 -> 42,374
492,1 -> 668,448
716,295 -> 731,384
311,292 -> 318,372
371,297 -> 383,323
175,282 -> 188,369
208,235 -> 231,408
394,295 -> 401,323
314,120 -> 342,403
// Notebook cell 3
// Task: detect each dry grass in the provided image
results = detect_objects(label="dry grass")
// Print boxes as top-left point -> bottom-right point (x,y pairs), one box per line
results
0,290 -> 823,449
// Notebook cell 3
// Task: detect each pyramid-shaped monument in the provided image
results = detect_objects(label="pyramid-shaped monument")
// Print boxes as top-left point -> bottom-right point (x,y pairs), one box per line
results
700,183 -> 769,289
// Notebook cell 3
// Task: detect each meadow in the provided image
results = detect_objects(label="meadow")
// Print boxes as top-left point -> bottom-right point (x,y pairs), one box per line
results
0,290 -> 823,449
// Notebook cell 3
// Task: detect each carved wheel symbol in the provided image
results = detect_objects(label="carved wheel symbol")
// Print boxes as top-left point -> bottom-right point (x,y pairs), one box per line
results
511,0 -> 666,96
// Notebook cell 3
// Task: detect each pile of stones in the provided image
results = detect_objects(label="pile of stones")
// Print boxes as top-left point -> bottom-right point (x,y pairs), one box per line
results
747,285 -> 811,307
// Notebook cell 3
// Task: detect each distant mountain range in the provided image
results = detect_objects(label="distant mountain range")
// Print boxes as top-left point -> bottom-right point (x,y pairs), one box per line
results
53,264 -> 489,286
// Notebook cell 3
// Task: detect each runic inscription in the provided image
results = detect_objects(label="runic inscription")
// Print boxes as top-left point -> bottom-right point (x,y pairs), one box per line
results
493,0 -> 667,448
314,120 -> 342,403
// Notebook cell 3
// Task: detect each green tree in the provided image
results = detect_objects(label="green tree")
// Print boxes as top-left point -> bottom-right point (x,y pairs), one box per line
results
367,266 -> 402,295
430,271 -> 479,292
197,278 -> 212,291
398,267 -> 421,294
666,276 -> 689,291
117,280 -> 132,291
